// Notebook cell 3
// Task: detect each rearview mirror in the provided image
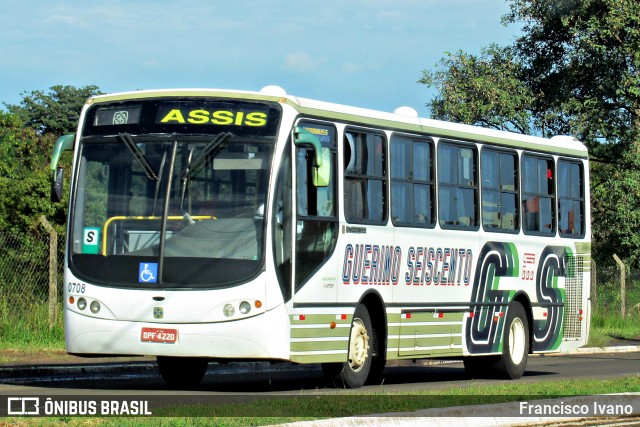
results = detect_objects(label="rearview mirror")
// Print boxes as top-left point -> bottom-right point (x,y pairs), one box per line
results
51,167 -> 64,202
50,134 -> 75,202
293,126 -> 330,187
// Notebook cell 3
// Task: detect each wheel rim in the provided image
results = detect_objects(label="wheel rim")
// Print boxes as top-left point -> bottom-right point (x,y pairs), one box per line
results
509,317 -> 526,365
348,318 -> 369,372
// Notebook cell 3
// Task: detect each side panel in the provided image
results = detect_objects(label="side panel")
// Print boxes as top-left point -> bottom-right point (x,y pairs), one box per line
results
464,241 -> 519,355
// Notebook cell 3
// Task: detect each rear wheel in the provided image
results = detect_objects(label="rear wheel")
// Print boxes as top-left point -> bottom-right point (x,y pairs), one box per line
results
495,302 -> 529,379
322,305 -> 372,388
157,356 -> 209,388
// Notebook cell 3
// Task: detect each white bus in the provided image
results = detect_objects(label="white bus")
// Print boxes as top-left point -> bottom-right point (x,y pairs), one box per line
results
51,86 -> 591,388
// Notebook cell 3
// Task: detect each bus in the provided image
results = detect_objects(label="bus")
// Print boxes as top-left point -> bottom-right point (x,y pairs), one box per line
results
50,86 -> 591,388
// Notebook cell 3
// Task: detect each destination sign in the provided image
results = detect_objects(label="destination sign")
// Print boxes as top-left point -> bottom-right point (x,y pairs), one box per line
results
84,99 -> 281,137
156,103 -> 268,127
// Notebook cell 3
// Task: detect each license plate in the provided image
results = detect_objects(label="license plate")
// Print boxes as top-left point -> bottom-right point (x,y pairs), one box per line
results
141,327 -> 178,343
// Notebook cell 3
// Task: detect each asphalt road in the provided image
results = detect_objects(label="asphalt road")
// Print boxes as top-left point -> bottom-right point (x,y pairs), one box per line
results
1,350 -> 638,395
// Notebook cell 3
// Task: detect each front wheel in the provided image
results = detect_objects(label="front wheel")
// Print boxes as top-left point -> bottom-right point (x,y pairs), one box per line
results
495,302 -> 529,379
157,356 -> 209,388
322,305 -> 372,388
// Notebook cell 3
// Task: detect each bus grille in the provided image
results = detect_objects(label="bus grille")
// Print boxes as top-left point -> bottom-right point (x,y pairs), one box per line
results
562,255 -> 585,339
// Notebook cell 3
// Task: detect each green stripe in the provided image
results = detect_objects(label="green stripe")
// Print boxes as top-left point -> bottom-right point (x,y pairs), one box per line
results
290,314 -> 352,325
291,327 -> 350,339
91,90 -> 589,159
574,243 -> 591,254
290,353 -> 346,364
291,340 -> 348,352
290,99 -> 587,158
89,89 -> 285,105
388,312 -> 466,323
394,348 -> 463,358
397,336 -> 461,348
399,324 -> 461,335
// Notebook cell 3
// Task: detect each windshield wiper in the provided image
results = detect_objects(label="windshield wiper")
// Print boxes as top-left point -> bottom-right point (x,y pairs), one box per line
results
119,132 -> 158,181
180,132 -> 233,210
181,132 -> 233,181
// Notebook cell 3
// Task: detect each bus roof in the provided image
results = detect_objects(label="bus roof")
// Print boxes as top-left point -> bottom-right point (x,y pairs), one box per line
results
88,87 -> 588,158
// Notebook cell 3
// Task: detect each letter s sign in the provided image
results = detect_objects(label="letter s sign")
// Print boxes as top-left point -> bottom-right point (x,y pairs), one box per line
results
82,227 -> 101,254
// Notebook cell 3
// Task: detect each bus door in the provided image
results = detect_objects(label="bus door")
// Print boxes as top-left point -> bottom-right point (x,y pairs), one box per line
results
290,121 -> 339,303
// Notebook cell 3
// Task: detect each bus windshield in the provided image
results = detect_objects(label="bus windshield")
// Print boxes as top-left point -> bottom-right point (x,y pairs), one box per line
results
69,99 -> 280,289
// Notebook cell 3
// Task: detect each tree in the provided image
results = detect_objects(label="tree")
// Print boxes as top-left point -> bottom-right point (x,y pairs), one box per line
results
503,0 -> 640,160
420,45 -> 536,135
420,0 -> 640,262
420,0 -> 640,264
0,85 -> 100,235
0,111 -> 66,234
422,0 -> 640,159
591,154 -> 640,264
4,85 -> 102,136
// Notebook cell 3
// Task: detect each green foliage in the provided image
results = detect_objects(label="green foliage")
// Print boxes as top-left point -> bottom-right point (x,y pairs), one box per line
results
4,84 -> 102,135
503,0 -> 640,158
420,45 -> 536,134
0,85 -> 93,235
423,0 -> 640,157
420,0 -> 640,265
591,152 -> 640,263
0,110 -> 68,234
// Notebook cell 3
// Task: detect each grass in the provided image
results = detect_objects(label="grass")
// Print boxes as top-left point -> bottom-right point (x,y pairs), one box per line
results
0,300 -> 64,351
590,312 -> 640,343
2,375 -> 639,426
588,280 -> 640,346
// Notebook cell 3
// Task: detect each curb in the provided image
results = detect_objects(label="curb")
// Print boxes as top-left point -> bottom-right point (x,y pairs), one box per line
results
0,361 -> 157,382
0,360 -> 319,382
567,344 -> 640,354
274,393 -> 640,427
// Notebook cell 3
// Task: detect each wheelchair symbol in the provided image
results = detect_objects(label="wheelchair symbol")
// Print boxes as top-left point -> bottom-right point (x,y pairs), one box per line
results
139,263 -> 158,283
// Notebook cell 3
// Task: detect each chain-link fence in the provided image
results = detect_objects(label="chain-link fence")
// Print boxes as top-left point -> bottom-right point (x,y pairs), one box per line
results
0,217 -> 64,327
592,261 -> 640,318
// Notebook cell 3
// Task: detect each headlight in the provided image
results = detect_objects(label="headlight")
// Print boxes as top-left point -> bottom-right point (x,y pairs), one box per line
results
77,298 -> 87,310
239,301 -> 251,314
90,301 -> 101,314
223,304 -> 235,317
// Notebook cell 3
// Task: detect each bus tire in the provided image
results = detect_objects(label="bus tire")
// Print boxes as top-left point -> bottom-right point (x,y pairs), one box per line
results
365,354 -> 386,385
322,305 -> 372,388
495,302 -> 529,379
157,356 -> 209,388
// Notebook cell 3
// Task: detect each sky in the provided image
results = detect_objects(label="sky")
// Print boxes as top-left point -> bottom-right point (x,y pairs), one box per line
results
1,1 -> 520,117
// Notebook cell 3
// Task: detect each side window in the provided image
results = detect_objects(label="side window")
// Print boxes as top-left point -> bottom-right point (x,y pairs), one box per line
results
295,121 -> 338,289
438,141 -> 478,229
522,154 -> 555,235
344,130 -> 387,224
557,160 -> 585,237
481,148 -> 519,232
390,135 -> 435,227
